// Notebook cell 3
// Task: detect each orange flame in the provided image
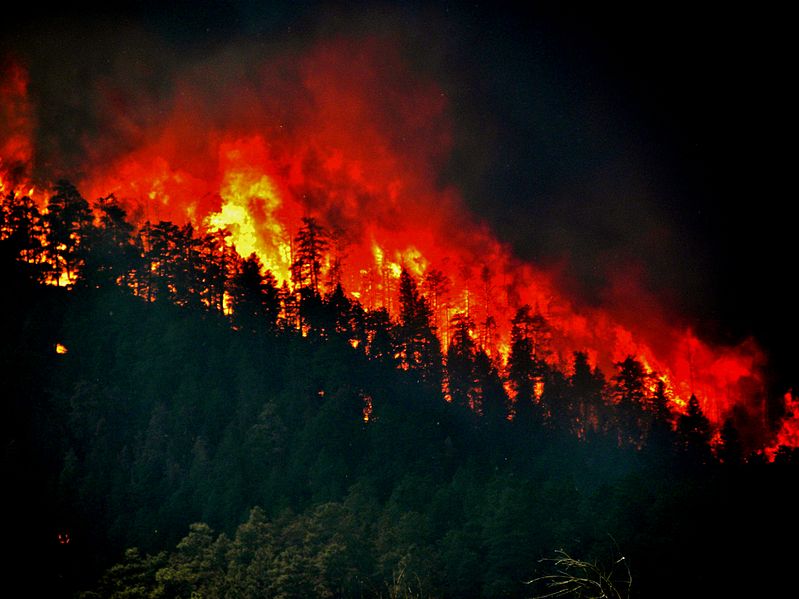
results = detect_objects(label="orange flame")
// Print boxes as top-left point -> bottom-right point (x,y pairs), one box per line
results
0,57 -> 35,199
1,41 -> 774,448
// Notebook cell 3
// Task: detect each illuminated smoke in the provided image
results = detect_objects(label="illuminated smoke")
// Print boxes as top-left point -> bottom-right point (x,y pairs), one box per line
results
0,36 -> 781,453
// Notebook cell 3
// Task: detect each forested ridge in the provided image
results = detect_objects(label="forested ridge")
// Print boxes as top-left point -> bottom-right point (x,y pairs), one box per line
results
2,182 -> 797,598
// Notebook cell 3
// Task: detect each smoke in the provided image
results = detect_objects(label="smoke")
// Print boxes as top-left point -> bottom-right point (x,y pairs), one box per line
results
0,56 -> 34,187
2,4 -> 786,447
5,5 -> 699,310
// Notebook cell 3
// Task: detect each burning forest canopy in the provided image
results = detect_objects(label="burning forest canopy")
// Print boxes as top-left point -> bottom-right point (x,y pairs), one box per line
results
2,4 -> 798,597
1,6 -> 794,456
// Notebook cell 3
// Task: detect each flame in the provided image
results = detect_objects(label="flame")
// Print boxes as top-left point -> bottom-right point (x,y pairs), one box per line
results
206,139 -> 293,282
0,57 -> 36,200
362,394 -> 374,423
55,343 -> 68,354
533,379 -> 545,401
765,391 -> 799,460
1,40 -> 776,449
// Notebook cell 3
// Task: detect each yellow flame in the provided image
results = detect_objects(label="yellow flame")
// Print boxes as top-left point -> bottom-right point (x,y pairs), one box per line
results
497,342 -> 510,364
387,260 -> 402,278
45,271 -> 77,288
371,241 -> 385,267
400,245 -> 428,278
55,343 -> 68,354
371,242 -> 429,280
206,169 -> 291,282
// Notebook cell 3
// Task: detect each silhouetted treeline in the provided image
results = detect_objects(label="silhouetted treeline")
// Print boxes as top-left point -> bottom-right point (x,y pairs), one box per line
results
2,183 -> 798,598
0,183 -> 735,452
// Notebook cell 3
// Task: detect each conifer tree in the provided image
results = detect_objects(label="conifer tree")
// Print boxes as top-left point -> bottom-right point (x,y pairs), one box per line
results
397,268 -> 442,387
43,180 -> 93,285
291,216 -> 329,295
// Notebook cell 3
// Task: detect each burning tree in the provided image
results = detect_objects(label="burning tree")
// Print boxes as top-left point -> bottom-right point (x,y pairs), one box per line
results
291,216 -> 329,296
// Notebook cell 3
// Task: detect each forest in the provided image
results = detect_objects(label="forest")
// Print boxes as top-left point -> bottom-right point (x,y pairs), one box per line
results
2,181 -> 798,598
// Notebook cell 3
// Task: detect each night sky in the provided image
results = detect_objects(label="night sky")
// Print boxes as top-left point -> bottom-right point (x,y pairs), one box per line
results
3,2 -> 793,388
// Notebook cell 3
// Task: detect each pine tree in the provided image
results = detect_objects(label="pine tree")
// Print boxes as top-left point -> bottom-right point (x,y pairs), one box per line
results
291,216 -> 329,295
569,351 -> 606,438
422,268 -> 451,343
508,305 -> 548,425
0,190 -> 44,277
197,229 -> 234,313
446,313 -> 478,411
397,268 -> 442,387
43,179 -> 93,285
718,417 -> 744,465
364,307 -> 395,363
229,253 -> 279,333
676,394 -> 712,464
474,348 -> 510,425
612,356 -> 651,447
84,194 -> 136,288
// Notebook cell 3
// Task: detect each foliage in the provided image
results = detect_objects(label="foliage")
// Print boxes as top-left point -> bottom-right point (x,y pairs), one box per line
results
528,548 -> 632,599
0,185 -> 794,598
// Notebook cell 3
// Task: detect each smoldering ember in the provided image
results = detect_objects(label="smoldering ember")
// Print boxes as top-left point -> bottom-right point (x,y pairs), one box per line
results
2,3 -> 795,598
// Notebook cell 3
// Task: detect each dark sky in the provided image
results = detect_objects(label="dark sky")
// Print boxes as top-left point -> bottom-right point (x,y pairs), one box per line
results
3,2 -> 794,388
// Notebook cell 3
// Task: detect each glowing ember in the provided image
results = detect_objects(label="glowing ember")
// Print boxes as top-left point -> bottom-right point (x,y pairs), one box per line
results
533,379 -> 545,401
362,394 -> 374,423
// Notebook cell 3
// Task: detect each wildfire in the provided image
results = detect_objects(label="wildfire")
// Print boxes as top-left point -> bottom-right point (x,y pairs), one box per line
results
765,391 -> 799,460
207,141 -> 294,282
0,57 -> 35,202
0,41 -> 783,454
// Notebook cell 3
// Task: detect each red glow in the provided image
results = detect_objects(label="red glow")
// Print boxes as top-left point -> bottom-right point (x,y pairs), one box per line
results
765,391 -> 799,460
0,57 -> 35,197
0,40 -> 783,454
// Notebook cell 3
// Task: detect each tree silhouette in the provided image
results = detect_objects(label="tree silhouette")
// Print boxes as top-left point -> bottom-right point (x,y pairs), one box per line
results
364,307 -> 395,364
196,229 -> 234,314
291,216 -> 329,295
474,348 -> 510,425
508,305 -> 549,425
84,194 -> 136,288
422,267 -> 451,343
676,394 -> 712,464
136,221 -> 203,307
718,417 -> 744,465
569,351 -> 607,438
397,268 -> 442,387
446,312 -> 478,411
43,179 -> 92,285
612,356 -> 651,447
0,190 -> 44,277
229,253 -> 279,333
4,173 -> 789,599
326,282 -> 363,343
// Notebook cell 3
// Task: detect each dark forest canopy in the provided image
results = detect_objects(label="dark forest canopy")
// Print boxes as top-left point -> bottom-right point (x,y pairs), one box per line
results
0,182 -> 743,449
3,183 -> 799,598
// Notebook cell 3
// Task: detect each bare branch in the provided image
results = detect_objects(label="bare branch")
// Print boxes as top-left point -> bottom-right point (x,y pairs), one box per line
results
527,547 -> 632,599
